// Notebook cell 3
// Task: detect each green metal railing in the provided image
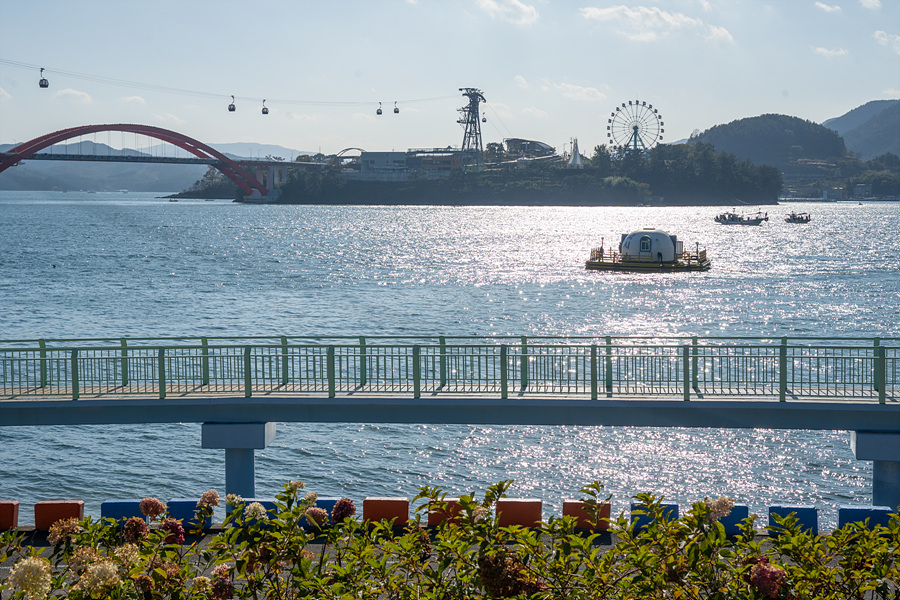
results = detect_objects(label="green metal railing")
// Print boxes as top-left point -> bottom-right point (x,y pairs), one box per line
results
0,336 -> 896,403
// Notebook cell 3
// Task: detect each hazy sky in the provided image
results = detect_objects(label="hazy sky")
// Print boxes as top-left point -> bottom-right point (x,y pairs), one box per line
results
1,0 -> 898,156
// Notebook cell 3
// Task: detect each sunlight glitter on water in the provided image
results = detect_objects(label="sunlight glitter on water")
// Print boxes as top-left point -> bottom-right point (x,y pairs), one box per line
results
0,193 -> 897,528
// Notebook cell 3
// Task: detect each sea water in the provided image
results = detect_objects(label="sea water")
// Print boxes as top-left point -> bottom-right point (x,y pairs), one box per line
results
1,191 -> 898,527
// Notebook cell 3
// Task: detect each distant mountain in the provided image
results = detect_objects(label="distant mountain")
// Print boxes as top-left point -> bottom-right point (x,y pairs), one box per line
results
690,114 -> 848,172
822,99 -> 898,134
210,142 -> 310,160
822,100 -> 900,160
0,141 -> 206,192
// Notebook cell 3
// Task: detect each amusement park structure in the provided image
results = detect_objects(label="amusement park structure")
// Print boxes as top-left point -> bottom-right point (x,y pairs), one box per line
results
607,99 -> 665,153
457,87 -> 487,170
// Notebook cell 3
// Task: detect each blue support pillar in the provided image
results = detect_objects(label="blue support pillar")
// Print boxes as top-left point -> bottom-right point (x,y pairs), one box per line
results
202,422 -> 276,498
851,431 -> 900,509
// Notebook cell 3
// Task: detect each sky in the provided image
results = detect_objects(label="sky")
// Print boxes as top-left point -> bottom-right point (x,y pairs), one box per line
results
1,0 -> 898,157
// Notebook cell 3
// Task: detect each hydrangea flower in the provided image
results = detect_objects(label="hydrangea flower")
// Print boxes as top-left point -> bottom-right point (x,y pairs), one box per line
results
289,480 -> 305,491
139,497 -> 166,519
747,557 -> 787,598
123,516 -> 149,543
703,496 -> 735,522
114,543 -> 141,568
304,491 -> 318,503
225,493 -> 243,506
197,489 -> 220,508
47,516 -> 82,545
244,502 -> 269,522
8,556 -> 52,600
190,575 -> 212,591
331,498 -> 356,522
305,506 -> 329,528
75,560 -> 120,595
160,518 -> 185,545
211,564 -> 234,600
70,546 -> 102,573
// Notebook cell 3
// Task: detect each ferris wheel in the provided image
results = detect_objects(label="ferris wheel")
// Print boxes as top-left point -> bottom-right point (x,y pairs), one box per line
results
607,99 -> 664,152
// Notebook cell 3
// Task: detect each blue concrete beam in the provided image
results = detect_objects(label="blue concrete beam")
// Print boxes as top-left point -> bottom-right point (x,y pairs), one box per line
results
201,423 -> 276,498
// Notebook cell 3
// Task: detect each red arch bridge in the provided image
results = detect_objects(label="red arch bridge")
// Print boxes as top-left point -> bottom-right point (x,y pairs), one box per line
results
0,124 -> 287,200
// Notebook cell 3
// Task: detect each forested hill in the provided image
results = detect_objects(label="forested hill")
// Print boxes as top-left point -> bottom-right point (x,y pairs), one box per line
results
691,114 -> 848,172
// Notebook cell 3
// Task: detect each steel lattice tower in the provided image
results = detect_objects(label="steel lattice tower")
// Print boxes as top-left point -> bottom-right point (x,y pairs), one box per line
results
457,87 -> 486,170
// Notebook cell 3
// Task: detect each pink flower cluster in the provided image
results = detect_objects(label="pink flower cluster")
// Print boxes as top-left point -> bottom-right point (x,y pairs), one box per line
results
139,497 -> 166,519
196,489 -> 220,509
331,498 -> 356,522
748,556 -> 786,598
123,516 -> 149,543
211,564 -> 234,600
160,518 -> 185,545
305,506 -> 330,528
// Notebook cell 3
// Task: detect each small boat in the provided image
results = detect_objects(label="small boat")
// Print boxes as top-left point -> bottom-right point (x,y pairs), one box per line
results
785,211 -> 811,223
585,228 -> 711,272
714,210 -> 768,225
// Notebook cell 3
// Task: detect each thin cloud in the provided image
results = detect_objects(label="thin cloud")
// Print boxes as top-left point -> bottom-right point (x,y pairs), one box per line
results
812,46 -> 848,57
814,2 -> 842,12
883,88 -> 900,97
121,95 -> 146,105
555,83 -> 605,101
874,30 -> 900,55
514,75 -> 528,89
153,113 -> 185,125
287,112 -> 325,122
476,0 -> 539,25
0,87 -> 11,101
579,5 -> 732,43
521,106 -> 548,118
54,88 -> 91,103
859,0 -> 881,8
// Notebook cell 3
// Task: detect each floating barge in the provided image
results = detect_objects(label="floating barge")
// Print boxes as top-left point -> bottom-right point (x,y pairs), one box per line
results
585,228 -> 711,272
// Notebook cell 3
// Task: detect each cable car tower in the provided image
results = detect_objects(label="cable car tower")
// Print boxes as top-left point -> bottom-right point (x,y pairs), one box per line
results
458,87 -> 486,170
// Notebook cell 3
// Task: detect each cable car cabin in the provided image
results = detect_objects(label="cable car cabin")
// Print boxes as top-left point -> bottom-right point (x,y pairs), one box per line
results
376,102 -> 383,116
228,95 -> 236,112
262,100 -> 269,115
39,68 -> 48,88
393,102 -> 399,114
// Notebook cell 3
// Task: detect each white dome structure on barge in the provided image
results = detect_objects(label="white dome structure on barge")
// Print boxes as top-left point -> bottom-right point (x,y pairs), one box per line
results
619,227 -> 682,262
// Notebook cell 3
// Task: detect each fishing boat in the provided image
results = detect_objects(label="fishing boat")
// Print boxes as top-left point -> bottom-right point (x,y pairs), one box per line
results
785,211 -> 811,223
585,228 -> 711,272
714,210 -> 768,225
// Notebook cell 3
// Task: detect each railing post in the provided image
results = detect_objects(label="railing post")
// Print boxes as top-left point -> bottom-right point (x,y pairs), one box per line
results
590,344 -> 598,400
39,339 -> 47,388
520,336 -> 528,390
243,346 -> 252,398
691,336 -> 698,390
359,336 -> 367,386
876,346 -> 886,404
158,347 -> 166,400
439,336 -> 447,388
779,338 -> 787,402
71,349 -> 79,401
413,345 -> 421,399
327,346 -> 335,398
605,336 -> 613,393
873,337 -> 881,393
201,337 -> 209,387
683,345 -> 690,401
281,336 -> 289,386
500,345 -> 508,399
120,339 -> 129,387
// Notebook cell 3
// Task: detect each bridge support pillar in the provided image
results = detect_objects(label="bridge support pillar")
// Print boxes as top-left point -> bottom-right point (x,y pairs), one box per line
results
851,431 -> 900,509
202,422 -> 276,498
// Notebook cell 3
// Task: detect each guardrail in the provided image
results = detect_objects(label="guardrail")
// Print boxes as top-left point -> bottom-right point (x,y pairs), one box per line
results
1,336 -> 895,403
